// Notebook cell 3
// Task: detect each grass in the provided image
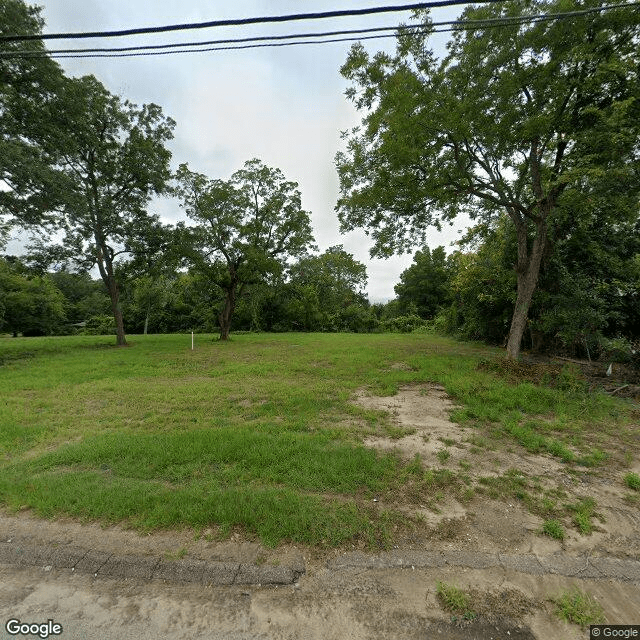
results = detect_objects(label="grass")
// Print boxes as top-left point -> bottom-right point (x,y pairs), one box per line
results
0,331 -> 635,548
436,581 -> 476,620
551,587 -> 606,627
542,519 -> 565,541
567,498 -> 603,535
624,472 -> 640,491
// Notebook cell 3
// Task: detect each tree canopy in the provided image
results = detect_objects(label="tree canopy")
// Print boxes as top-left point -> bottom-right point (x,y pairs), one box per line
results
27,75 -> 175,345
336,0 -> 640,358
175,159 -> 316,340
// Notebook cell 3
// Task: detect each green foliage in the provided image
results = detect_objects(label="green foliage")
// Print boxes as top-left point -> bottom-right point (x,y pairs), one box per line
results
336,1 -> 640,358
379,314 -> 427,333
82,315 -> 116,336
542,519 -> 565,541
624,472 -> 640,491
175,159 -> 316,339
0,0 -> 66,228
394,246 -> 451,319
567,498 -> 601,535
551,588 -> 606,627
436,582 -> 476,619
0,257 -> 65,335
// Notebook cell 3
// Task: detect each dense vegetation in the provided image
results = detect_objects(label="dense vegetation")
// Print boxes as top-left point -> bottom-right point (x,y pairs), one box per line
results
1,0 -> 638,360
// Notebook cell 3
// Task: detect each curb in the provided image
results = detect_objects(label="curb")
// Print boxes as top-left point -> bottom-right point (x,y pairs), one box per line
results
327,550 -> 640,584
0,541 -> 305,586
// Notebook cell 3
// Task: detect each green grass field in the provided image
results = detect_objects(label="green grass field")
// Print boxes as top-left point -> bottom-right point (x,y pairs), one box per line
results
0,332 -> 635,547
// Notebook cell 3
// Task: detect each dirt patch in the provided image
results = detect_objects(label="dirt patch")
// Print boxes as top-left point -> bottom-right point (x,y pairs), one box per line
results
356,384 -> 467,461
354,384 -> 640,560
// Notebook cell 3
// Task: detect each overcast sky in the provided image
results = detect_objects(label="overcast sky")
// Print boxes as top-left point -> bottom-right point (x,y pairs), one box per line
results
11,1 -> 473,301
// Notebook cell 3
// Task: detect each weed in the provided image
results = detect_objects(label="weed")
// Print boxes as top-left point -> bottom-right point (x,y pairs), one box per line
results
436,581 -> 476,619
542,519 -> 565,540
436,449 -> 451,464
551,587 -> 605,627
458,460 -> 471,471
384,425 -> 416,440
439,437 -> 456,446
164,547 -> 188,560
624,472 -> 640,491
567,498 -> 602,534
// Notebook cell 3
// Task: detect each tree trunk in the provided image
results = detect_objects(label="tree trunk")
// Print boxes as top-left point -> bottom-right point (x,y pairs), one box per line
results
218,285 -> 236,341
505,218 -> 547,360
107,277 -> 127,346
96,243 -> 127,346
143,308 -> 149,336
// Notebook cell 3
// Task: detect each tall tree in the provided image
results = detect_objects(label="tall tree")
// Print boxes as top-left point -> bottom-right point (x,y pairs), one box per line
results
176,159 -> 316,340
29,75 -> 175,345
336,0 -> 640,358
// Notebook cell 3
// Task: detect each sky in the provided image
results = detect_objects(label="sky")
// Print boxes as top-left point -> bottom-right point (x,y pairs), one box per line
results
8,0 -> 473,302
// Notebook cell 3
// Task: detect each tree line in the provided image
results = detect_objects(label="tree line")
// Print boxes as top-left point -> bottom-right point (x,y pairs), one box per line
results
1,0 -> 638,360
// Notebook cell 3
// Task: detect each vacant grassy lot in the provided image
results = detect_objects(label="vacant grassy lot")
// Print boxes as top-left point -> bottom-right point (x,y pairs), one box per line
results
0,332 -> 636,548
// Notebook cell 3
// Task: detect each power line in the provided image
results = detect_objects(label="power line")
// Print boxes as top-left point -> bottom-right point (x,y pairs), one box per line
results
0,0 -> 505,42
1,2 -> 637,59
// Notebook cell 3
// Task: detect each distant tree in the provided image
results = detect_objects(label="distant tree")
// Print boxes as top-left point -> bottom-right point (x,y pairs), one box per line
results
336,1 -> 640,358
175,159 -> 316,340
289,245 -> 368,310
0,257 -> 65,336
49,270 -> 110,325
118,222 -> 180,335
394,246 -> 450,319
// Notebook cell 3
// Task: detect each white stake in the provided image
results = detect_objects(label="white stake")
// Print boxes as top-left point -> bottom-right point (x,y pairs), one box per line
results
191,331 -> 194,350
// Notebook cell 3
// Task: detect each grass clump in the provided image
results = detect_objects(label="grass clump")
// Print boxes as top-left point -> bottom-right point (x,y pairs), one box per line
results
436,581 -> 476,620
551,587 -> 606,627
624,472 -> 640,491
567,498 -> 602,535
542,519 -> 565,541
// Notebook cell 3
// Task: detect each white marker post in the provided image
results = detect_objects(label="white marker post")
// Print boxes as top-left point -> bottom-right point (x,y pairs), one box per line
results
191,331 -> 194,350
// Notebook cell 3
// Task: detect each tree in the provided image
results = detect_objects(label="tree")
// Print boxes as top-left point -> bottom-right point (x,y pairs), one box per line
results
1,0 -> 66,232
118,222 -> 180,335
0,257 -> 65,336
27,75 -> 175,345
175,159 -> 316,340
288,245 -> 368,325
336,0 -> 640,358
394,246 -> 450,319
49,270 -> 111,325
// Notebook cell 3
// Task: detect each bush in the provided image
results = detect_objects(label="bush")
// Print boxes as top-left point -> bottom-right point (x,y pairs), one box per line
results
379,314 -> 427,333
82,315 -> 116,335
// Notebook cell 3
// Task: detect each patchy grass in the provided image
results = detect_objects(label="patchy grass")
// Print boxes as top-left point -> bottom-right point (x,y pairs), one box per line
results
542,519 -> 565,541
436,581 -> 476,620
567,498 -> 603,535
0,332 -> 635,548
551,587 -> 606,627
624,472 -> 640,491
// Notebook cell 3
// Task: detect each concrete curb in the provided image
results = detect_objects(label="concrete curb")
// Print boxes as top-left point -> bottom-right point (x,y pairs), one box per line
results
327,549 -> 640,584
2,539 -> 639,586
0,541 -> 305,586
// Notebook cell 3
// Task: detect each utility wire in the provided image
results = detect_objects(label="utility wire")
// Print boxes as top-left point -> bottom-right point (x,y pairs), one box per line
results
0,0 -> 506,42
5,3 -> 637,56
1,2 -> 637,59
